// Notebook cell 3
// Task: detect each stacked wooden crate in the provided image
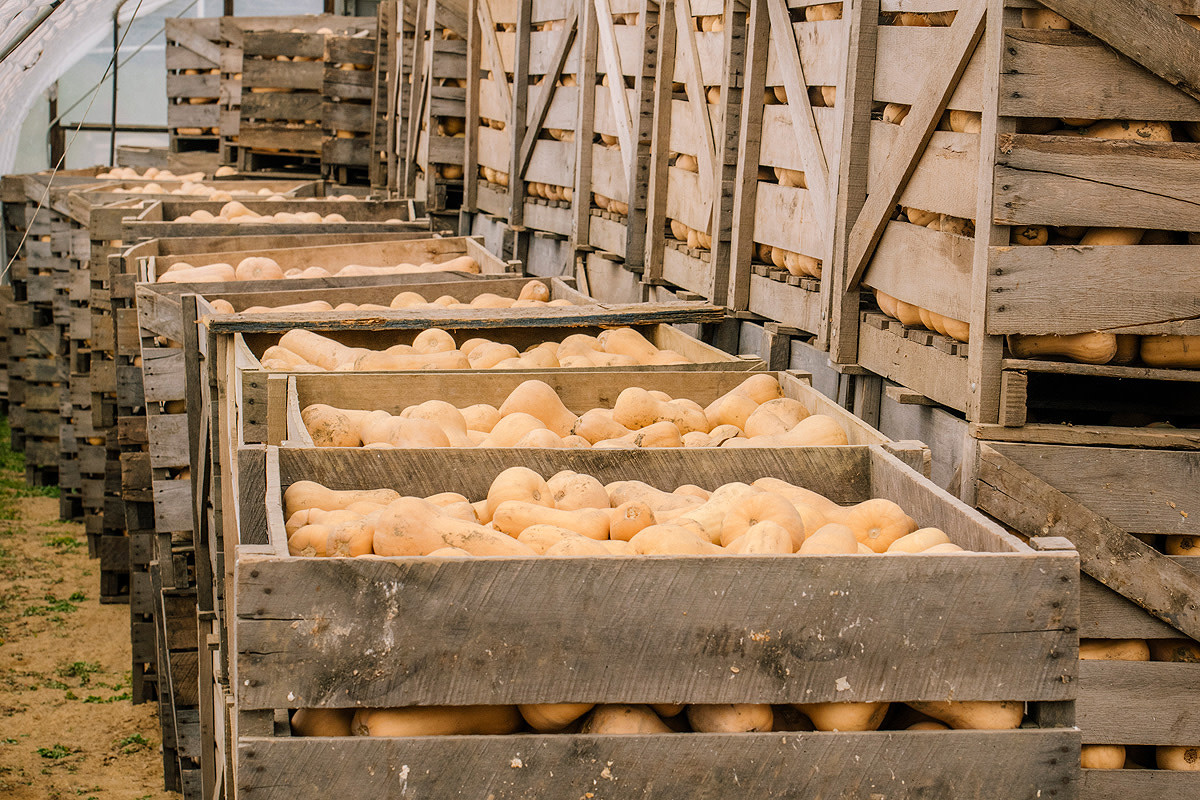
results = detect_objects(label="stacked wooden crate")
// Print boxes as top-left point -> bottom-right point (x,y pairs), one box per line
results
403,0 -> 469,217
235,18 -> 376,175
571,0 -> 659,293
166,18 -> 223,154
642,0 -> 748,304
975,442 -> 1200,797
464,0 -> 520,234
322,33 -> 383,184
829,0 -> 1200,434
729,0 -> 847,343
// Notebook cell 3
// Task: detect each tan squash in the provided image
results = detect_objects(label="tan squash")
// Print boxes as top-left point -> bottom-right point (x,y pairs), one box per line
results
157,263 -> 237,283
1157,746 -> 1200,771
687,704 -> 773,732
548,471 -> 610,510
403,401 -> 473,447
609,501 -> 657,542
302,405 -> 364,447
1012,225 -> 1049,246
743,398 -> 811,438
1079,639 -> 1150,661
1166,535 -> 1199,555
598,327 -> 660,362
795,702 -> 889,731
468,342 -> 521,369
581,704 -> 671,734
908,700 -> 1023,729
1150,639 -> 1200,662
518,703 -> 595,731
499,380 -> 579,436
283,481 -> 399,518
1079,227 -> 1144,246
1008,333 -> 1118,364
593,420 -> 685,448
571,408 -> 633,443
629,524 -> 725,555
288,524 -> 333,557
721,492 -> 807,549
724,520 -> 794,554
672,483 -> 757,543
1141,335 -> 1200,368
326,518 -> 376,557
834,499 -> 918,552
486,467 -> 554,520
492,501 -> 610,540
291,708 -> 354,736
1081,744 -> 1126,769
613,387 -> 710,434
352,705 -> 522,736
544,537 -> 613,556
1084,120 -> 1173,142
886,527 -> 952,553
517,524 -> 586,554
798,523 -> 859,554
461,404 -> 501,433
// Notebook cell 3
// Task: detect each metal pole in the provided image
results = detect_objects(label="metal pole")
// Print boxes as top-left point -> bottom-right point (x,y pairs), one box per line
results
110,14 -> 119,165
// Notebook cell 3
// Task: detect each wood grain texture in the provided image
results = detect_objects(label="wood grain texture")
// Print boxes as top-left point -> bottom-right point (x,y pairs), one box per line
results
237,730 -> 1079,799
855,318 -> 971,414
1037,0 -> 1200,102
1078,660 -> 1200,746
236,550 -> 1074,708
1080,561 -> 1200,639
988,245 -> 1200,336
976,444 -> 1200,641
1081,767 -> 1200,800
995,133 -> 1200,232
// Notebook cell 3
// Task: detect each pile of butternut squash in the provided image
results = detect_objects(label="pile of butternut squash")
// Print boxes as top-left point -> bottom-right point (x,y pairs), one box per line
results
1079,637 -> 1200,771
283,466 -> 967,559
171,199 -> 390,224
667,154 -> 712,251
94,166 -> 206,182
300,374 -> 849,449
873,288 -> 970,344
205,279 -> 563,314
290,697 -> 1023,738
156,253 -> 480,284
260,326 -> 692,372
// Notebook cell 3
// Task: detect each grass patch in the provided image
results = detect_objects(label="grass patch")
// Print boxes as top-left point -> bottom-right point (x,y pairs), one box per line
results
57,661 -> 100,685
0,417 -> 59,521
36,744 -> 75,760
115,733 -> 149,755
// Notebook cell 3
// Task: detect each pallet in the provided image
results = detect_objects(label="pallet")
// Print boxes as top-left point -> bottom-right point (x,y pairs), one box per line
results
643,0 -> 748,303
225,444 -> 1076,799
729,0 -> 847,341
975,442 -> 1200,795
321,34 -> 381,185
572,0 -> 658,272
403,0 -> 469,212
165,18 -> 222,153
829,0 -> 1200,431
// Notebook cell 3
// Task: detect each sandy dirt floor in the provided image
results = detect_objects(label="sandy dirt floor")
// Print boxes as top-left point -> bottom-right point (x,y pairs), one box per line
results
0,422 -> 178,799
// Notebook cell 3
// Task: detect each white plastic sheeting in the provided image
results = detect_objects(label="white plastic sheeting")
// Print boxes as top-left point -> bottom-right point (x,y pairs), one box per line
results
0,0 -> 173,173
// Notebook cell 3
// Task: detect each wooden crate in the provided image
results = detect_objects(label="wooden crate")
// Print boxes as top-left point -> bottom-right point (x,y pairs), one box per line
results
225,444 -> 1077,798
975,442 -> 1200,798
321,34 -> 382,184
370,0 -> 402,190
236,19 -> 377,173
402,0 -> 469,213
166,18 -> 223,153
829,0 -> 1200,431
727,0 -> 848,341
464,0 -> 583,238
572,0 -> 659,275
642,0 -> 749,303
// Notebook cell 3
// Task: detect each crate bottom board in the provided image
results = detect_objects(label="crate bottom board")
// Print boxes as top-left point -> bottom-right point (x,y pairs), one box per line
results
587,212 -> 630,260
660,244 -> 716,302
236,729 -> 1077,798
857,316 -> 971,415
1082,767 -> 1199,799
748,272 -> 824,336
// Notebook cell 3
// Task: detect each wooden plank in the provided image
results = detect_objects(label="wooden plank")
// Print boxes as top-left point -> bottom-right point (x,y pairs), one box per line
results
976,444 -> 1200,640
153,479 -> 194,533
856,317 -> 971,414
1037,0 -> 1200,103
971,422 -> 1200,450
844,0 -> 986,291
987,245 -> 1200,336
593,0 -> 636,169
237,548 -> 1072,708
1080,564 -> 1200,639
516,7 -> 579,178
863,222 -> 972,322
672,0 -> 718,216
237,731 -> 1079,798
1081,769 -> 1200,800
1078,660 -> 1200,746
476,0 -> 513,126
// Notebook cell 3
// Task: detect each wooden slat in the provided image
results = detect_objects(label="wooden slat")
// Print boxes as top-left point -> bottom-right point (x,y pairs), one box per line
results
516,6 -> 579,178
1078,660 -> 1200,746
672,0 -> 718,217
1081,769 -> 1200,800
976,444 -> 1200,641
236,731 -> 1078,799
476,0 -> 513,126
844,0 -> 986,290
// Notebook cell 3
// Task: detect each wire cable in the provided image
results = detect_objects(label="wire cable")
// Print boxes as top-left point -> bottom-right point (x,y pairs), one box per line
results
3,0 -> 147,282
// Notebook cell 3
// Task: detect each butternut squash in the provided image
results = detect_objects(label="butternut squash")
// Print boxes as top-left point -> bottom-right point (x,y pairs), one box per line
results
1080,227 -> 1144,246
1141,335 -> 1200,368
544,537 -> 613,556
1079,638 -> 1150,661
499,380 -> 579,436
210,299 -> 236,314
597,327 -> 659,362
907,721 -> 951,731
235,256 -> 284,281
907,700 -> 1023,730
886,527 -> 952,553
1150,638 -> 1200,663
593,420 -> 684,448
1166,535 -> 1198,556
613,387 -> 710,434
289,524 -> 333,557
516,524 -> 586,554
326,518 -> 376,557
486,467 -> 553,520
721,493 -> 806,549
743,398 -> 810,438
1157,746 -> 1200,770
1084,120 -> 1172,142
726,414 -> 848,447
372,498 -> 452,555
301,405 -> 364,447
609,501 -> 657,541
1008,333 -> 1118,364
581,705 -> 671,734
629,524 -> 725,555
291,708 -> 354,736
798,523 -> 859,554
835,499 -> 918,552
518,703 -> 595,731
157,263 -> 236,283
283,481 -> 399,518
687,704 -> 773,732
724,521 -> 794,554
548,471 -> 610,510
402,401 -> 472,446
278,330 -> 360,370
1081,744 -> 1126,769
673,483 -> 757,543
352,705 -> 522,736
795,702 -> 888,731
572,408 -> 633,443
492,501 -> 610,540
462,404 -> 501,432
705,392 -> 761,430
